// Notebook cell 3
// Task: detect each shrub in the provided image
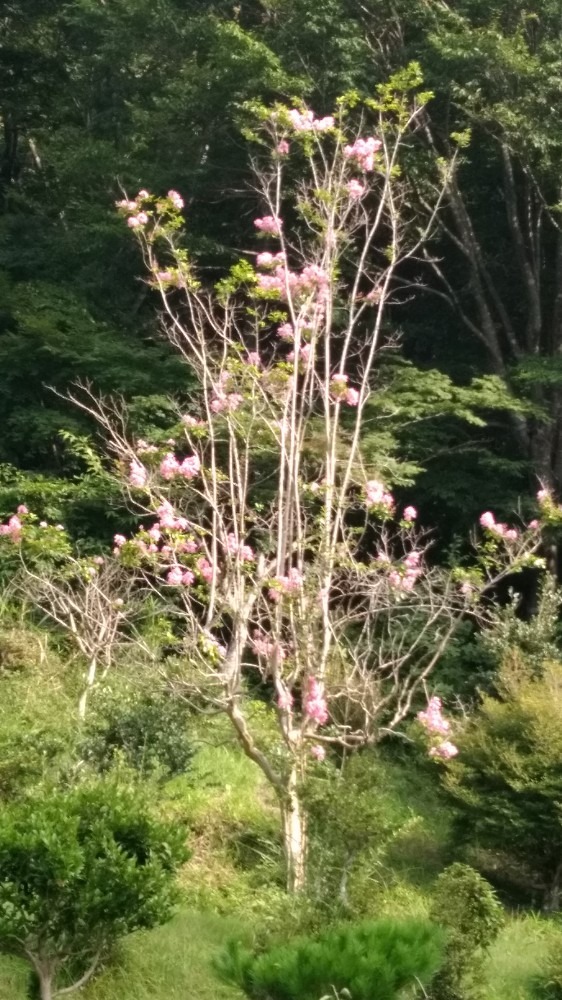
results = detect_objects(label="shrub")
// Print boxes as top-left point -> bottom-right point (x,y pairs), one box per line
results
216,918 -> 444,1000
429,863 -> 503,1000
0,781 -> 188,1000
81,684 -> 194,779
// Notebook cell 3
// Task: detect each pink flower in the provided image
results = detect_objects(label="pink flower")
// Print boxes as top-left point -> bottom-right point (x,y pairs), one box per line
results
254,215 -> 283,236
246,351 -> 261,367
460,581 -> 474,596
331,373 -> 348,386
179,454 -> 200,479
304,677 -> 329,725
181,569 -> 195,586
277,140 -> 290,155
479,511 -> 496,530
277,688 -> 293,710
226,533 -> 255,562
137,189 -> 149,199
346,179 -> 366,199
505,528 -> 519,541
537,488 -> 549,503
168,189 -> 184,210
345,387 -> 359,406
16,505 -> 29,515
417,697 -> 450,736
179,537 -> 199,554
403,506 -> 417,522
182,414 -> 204,428
156,500 -> 177,529
528,519 -> 540,530
313,116 -> 334,131
429,741 -> 459,760
366,479 -> 385,504
197,557 -> 215,583
310,744 -> 326,761
127,216 -> 141,228
136,211 -> 149,225
287,108 -> 315,132
116,199 -> 138,211
277,322 -> 294,341
129,459 -> 147,488
160,453 -> 180,479
166,566 -> 184,586
343,136 -> 382,172
93,555 -> 104,565
113,534 -> 127,548
156,270 -> 174,282
256,252 -> 275,267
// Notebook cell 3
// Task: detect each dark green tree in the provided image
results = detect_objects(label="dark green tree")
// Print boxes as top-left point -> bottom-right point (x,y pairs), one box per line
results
0,781 -> 188,1000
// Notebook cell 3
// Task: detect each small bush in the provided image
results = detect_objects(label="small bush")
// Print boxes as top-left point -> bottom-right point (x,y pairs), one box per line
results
429,863 -> 503,1000
216,918 -> 444,1000
81,685 -> 194,779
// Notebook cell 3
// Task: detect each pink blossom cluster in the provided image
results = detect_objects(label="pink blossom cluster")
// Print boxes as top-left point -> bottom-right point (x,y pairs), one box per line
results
268,567 -> 304,601
479,511 -> 519,541
388,550 -> 422,592
254,215 -> 283,236
330,373 -> 360,406
256,251 -> 285,268
251,629 -> 286,661
210,372 -> 243,414
166,566 -> 195,587
287,344 -> 312,364
417,697 -> 459,760
304,677 -> 329,725
255,257 -> 330,303
365,479 -> 395,511
277,322 -> 295,341
0,508 -> 26,541
277,140 -> 290,156
129,459 -> 148,488
225,533 -> 255,562
136,440 -> 158,455
277,687 -> 294,710
310,744 -> 326,761
181,415 -> 206,429
346,179 -> 366,199
168,189 -> 184,210
286,109 -> 334,133
343,137 -> 382,172
429,741 -> 458,760
403,506 -> 417,522
417,696 -> 450,736
159,451 -> 200,480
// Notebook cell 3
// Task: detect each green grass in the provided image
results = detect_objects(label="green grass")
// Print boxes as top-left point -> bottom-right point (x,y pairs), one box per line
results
0,910 -> 246,1000
484,913 -> 562,1000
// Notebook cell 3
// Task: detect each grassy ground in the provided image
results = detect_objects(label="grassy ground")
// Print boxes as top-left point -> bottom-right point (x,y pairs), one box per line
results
485,913 -> 562,1000
0,910 -> 246,1000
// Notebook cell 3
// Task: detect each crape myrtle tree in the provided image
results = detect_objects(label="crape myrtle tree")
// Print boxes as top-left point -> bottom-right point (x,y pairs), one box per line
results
0,71 -> 545,892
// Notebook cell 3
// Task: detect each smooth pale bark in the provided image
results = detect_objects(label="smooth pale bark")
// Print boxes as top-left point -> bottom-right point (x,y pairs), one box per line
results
281,765 -> 307,894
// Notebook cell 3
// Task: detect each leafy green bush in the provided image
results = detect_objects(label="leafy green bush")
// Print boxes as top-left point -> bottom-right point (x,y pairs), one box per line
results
81,684 -> 194,780
216,918 -> 444,1000
442,658 -> 562,908
429,863 -> 503,1000
0,781 -> 188,1000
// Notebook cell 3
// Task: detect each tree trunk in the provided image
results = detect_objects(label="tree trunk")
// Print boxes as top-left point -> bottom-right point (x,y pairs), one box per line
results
544,861 -> 562,913
38,970 -> 53,1000
78,656 -> 97,719
280,766 -> 307,893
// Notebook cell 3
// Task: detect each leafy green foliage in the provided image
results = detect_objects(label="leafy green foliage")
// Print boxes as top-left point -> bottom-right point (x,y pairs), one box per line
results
0,781 -> 188,996
443,658 -> 562,907
429,863 -> 503,1000
216,918 -> 444,1000
81,684 -> 195,780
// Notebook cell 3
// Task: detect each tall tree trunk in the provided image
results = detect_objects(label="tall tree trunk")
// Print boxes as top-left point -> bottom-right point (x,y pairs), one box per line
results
38,970 -> 53,1000
280,765 -> 307,893
78,656 -> 97,719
